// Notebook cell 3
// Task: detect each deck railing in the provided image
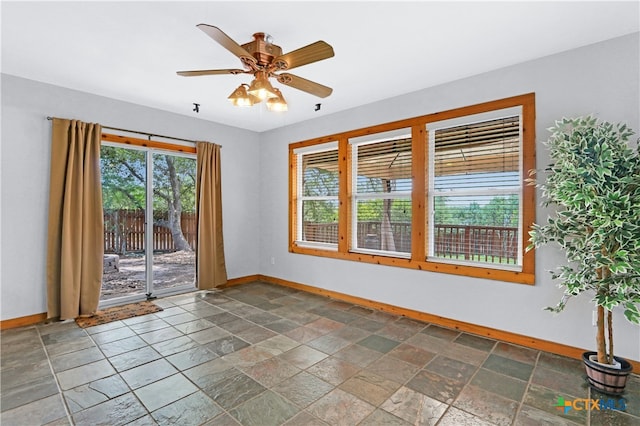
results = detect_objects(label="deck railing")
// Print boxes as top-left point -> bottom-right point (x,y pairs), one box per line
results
433,224 -> 518,264
303,221 -> 518,264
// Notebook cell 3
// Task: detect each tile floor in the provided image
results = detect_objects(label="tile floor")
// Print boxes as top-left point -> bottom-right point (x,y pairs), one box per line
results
1,281 -> 639,425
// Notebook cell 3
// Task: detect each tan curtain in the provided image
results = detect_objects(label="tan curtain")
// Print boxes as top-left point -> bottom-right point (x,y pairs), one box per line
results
46,119 -> 104,320
196,142 -> 228,289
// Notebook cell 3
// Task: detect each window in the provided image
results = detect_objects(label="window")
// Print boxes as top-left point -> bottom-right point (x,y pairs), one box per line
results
351,130 -> 412,256
289,94 -> 536,284
293,142 -> 339,249
428,109 -> 522,268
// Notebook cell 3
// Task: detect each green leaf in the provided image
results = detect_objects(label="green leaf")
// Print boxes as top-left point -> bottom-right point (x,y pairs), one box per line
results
624,303 -> 640,324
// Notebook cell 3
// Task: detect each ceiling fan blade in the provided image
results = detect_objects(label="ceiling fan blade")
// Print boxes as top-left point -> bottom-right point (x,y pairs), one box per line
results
177,69 -> 246,77
276,73 -> 333,98
273,41 -> 334,71
196,24 -> 256,66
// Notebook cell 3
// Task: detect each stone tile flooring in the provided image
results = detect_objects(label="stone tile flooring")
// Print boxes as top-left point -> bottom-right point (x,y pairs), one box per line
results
1,281 -> 639,425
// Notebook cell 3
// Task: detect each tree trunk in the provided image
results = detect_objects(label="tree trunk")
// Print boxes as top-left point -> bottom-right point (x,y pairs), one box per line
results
165,157 -> 192,252
607,309 -> 614,365
596,304 -> 607,364
117,210 -> 127,255
380,180 -> 396,252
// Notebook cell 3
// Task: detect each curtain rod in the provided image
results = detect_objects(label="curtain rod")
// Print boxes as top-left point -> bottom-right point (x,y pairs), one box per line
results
46,116 -> 198,145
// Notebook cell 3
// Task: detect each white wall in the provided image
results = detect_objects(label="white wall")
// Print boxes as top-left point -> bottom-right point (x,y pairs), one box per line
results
1,75 -> 261,321
258,33 -> 640,361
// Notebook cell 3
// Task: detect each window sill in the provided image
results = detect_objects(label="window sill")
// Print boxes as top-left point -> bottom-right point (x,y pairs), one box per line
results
294,241 -> 338,251
426,257 -> 522,273
350,248 -> 412,259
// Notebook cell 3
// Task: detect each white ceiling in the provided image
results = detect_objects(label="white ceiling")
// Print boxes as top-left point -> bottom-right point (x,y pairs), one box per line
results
2,1 -> 638,132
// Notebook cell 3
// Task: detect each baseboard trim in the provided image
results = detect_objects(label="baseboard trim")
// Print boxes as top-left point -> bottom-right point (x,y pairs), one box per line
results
221,274 -> 260,288
256,274 -> 640,372
0,312 -> 48,331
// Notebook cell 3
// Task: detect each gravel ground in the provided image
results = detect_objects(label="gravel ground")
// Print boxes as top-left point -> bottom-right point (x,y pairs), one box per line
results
101,250 -> 196,300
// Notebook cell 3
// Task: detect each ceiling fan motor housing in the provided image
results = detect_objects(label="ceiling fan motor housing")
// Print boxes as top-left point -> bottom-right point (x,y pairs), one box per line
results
242,33 -> 282,67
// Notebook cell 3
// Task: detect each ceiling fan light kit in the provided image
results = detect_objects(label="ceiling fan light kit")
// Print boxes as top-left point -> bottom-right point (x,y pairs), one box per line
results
178,24 -> 334,111
227,83 -> 287,111
227,84 -> 258,107
247,71 -> 279,100
266,88 -> 288,112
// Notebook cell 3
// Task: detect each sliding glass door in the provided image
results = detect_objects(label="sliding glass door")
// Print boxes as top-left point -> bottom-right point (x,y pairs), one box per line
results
150,152 -> 196,296
100,144 -> 196,305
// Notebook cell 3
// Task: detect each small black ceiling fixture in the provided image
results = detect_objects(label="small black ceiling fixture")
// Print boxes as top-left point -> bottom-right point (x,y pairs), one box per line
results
193,103 -> 200,113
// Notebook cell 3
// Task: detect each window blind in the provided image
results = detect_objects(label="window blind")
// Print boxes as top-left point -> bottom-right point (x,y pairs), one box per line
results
430,116 -> 521,265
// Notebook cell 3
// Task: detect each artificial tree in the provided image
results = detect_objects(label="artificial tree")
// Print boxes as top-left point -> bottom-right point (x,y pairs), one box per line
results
528,116 -> 640,367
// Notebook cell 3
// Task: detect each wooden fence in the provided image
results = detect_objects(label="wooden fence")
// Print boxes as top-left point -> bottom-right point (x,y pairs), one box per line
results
303,221 -> 518,263
104,209 -> 196,254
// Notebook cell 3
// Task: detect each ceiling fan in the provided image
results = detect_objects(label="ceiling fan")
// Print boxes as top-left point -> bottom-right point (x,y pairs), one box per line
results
177,24 -> 335,111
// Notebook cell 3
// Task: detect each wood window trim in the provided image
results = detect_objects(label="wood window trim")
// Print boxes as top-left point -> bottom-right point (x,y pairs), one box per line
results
289,93 -> 536,285
102,133 -> 196,154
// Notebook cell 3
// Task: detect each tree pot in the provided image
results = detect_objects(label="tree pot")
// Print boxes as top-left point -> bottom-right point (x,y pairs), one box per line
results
582,351 -> 633,395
